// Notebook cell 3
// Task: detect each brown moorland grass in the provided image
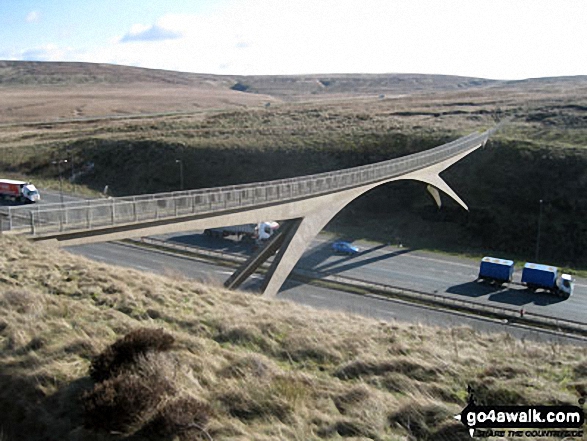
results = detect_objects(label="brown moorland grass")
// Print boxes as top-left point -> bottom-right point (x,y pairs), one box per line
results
0,235 -> 585,440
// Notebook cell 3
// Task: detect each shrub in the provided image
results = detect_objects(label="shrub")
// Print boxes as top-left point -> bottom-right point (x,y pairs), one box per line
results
90,328 -> 175,382
138,396 -> 211,441
82,371 -> 175,433
230,82 -> 250,92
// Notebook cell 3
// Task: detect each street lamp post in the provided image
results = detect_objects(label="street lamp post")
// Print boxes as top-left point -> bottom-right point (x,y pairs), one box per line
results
535,199 -> 543,261
175,159 -> 184,191
52,159 -> 68,205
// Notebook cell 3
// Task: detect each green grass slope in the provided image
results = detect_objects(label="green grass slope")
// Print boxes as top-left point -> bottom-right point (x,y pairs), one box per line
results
0,235 -> 585,440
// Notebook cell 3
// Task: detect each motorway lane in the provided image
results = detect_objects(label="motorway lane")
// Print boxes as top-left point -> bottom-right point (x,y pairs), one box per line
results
2,189 -> 584,327
299,240 -> 587,324
156,232 -> 587,325
0,189 -> 86,207
67,241 -> 586,345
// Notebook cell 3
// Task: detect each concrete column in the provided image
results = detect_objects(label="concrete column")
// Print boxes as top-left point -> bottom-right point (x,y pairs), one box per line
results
261,187 -> 365,298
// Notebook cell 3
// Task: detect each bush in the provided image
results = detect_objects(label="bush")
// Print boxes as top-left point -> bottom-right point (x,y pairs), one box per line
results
90,328 -> 175,382
138,396 -> 211,441
82,371 -> 175,433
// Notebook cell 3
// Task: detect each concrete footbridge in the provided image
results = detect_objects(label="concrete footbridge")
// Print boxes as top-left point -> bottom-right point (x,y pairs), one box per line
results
2,125 -> 500,296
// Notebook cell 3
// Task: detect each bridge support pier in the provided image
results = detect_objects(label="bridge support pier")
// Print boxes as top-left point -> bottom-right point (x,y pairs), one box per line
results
260,187 -> 368,297
255,146 -> 481,297
224,219 -> 302,290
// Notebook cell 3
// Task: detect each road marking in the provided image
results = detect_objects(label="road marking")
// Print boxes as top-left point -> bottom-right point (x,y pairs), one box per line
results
132,264 -> 153,272
398,253 -> 475,269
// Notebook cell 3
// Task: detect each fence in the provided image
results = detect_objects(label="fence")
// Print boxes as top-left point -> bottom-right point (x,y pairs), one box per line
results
5,128 -> 495,236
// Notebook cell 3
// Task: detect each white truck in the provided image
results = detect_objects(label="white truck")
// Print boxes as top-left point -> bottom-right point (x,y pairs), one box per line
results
478,257 -> 574,298
204,221 -> 279,242
0,179 -> 40,203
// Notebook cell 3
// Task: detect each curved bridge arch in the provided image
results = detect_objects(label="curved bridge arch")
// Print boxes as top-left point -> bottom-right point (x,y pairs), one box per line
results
5,125 -> 501,296
254,142 -> 482,297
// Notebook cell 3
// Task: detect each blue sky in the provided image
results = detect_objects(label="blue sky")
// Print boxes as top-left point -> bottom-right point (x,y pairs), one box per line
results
1,0 -> 586,79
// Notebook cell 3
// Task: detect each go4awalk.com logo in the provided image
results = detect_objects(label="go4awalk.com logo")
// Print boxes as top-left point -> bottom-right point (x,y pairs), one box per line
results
454,389 -> 585,438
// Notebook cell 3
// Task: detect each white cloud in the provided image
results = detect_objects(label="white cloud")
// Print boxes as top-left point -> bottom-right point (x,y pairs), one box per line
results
14,0 -> 587,79
120,24 -> 182,43
26,10 -> 40,23
19,44 -> 77,62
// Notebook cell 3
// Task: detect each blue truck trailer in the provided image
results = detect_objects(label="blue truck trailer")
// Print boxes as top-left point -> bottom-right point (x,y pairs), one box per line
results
477,258 -> 574,298
521,262 -> 574,298
478,257 -> 514,284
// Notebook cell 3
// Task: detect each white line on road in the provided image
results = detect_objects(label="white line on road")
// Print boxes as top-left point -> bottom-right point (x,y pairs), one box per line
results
399,253 -> 476,269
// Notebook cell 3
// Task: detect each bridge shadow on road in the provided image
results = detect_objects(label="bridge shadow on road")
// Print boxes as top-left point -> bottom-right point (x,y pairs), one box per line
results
167,233 -> 256,255
312,243 -> 391,272
281,242 -> 415,293
314,247 -> 413,275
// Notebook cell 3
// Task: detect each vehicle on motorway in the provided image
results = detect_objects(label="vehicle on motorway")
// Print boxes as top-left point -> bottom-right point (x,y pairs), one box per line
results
521,262 -> 574,298
0,179 -> 40,203
332,241 -> 359,255
204,221 -> 279,242
477,256 -> 574,298
478,257 -> 514,284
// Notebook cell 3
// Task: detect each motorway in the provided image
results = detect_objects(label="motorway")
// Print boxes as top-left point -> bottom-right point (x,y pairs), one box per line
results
67,238 -> 587,345
153,231 -> 587,324
3,191 -> 586,343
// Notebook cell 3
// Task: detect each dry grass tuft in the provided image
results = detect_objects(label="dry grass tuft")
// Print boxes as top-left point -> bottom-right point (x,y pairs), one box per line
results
218,353 -> 274,380
388,400 -> 456,440
334,356 -> 441,383
0,289 -> 45,315
215,378 -> 293,422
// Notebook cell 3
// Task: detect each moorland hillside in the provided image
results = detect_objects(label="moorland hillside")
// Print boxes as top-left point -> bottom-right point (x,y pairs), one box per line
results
0,235 -> 585,440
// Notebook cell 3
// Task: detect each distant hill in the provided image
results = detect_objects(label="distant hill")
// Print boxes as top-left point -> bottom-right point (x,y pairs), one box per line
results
0,60 -> 501,97
0,60 -> 231,87
1,60 -> 586,126
229,73 -> 499,98
3,60 -> 587,100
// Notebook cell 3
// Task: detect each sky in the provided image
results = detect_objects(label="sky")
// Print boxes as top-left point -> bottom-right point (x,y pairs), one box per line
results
1,0 -> 586,80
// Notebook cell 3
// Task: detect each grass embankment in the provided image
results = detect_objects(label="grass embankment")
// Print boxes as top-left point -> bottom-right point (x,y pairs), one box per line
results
0,235 -> 585,440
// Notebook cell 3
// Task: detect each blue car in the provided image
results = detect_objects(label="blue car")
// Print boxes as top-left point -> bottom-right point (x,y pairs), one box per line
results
332,241 -> 359,255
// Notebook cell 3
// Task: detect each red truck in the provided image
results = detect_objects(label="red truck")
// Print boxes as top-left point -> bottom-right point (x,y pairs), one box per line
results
0,179 -> 41,203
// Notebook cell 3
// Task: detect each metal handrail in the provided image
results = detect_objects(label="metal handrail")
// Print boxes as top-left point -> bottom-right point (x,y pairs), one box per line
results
5,128 -> 493,236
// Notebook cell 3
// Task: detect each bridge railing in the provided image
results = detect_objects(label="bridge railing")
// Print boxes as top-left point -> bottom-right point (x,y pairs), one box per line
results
5,128 -> 493,236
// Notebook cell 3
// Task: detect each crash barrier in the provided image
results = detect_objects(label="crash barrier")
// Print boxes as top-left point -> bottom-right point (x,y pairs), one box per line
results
133,236 -> 587,337
4,127 -> 497,236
